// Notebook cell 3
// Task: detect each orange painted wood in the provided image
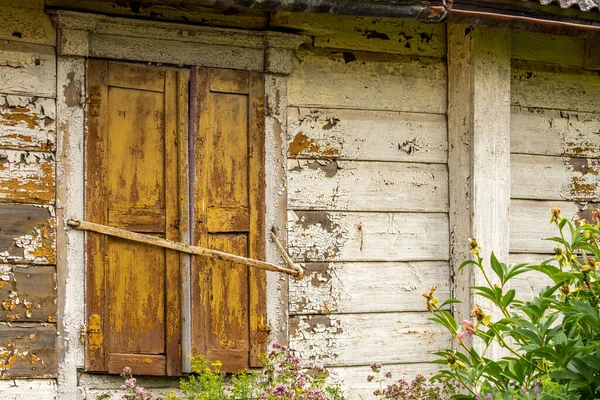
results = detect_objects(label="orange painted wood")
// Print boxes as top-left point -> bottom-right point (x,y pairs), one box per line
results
86,61 -> 186,376
191,68 -> 266,371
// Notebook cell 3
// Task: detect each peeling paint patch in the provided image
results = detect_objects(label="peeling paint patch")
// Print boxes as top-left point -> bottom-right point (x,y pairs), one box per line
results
0,323 -> 56,378
0,95 -> 55,151
0,150 -> 55,204
289,312 -> 449,366
287,108 -> 447,163
0,41 -> 56,97
0,204 -> 55,264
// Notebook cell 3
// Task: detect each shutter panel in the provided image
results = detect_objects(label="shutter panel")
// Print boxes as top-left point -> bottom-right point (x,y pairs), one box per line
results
191,68 -> 266,371
86,61 -> 187,376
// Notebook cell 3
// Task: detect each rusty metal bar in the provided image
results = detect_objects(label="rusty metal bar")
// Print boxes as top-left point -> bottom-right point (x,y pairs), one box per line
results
67,219 -> 304,279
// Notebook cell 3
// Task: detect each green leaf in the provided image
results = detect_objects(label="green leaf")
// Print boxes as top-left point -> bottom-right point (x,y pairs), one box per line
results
502,289 -> 516,308
490,252 -> 505,283
459,259 -> 480,272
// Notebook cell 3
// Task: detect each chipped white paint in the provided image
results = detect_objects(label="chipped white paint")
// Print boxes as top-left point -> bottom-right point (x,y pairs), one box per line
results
287,210 -> 449,262
509,199 -> 583,254
288,50 -> 447,113
55,56 -> 85,399
0,41 -> 55,97
511,107 -> 600,158
288,159 -> 448,212
0,95 -> 55,151
0,5 -> 55,46
512,61 -> 600,113
289,261 -> 450,314
271,13 -> 446,57
264,74 -> 291,346
511,31 -> 584,67
0,150 -> 54,204
0,379 -> 57,399
287,108 -> 447,163
512,154 -> 600,201
290,312 -> 450,366
1,207 -> 56,265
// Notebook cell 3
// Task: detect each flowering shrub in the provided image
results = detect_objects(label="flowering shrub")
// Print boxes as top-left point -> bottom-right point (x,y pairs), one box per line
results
101,344 -> 345,400
425,207 -> 600,399
368,362 -> 457,399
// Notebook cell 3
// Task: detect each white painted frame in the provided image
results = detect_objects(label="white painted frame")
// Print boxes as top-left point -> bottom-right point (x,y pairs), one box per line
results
52,11 -> 306,396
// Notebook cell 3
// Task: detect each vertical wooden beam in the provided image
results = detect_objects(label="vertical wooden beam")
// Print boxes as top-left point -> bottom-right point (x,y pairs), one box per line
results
448,24 -> 511,358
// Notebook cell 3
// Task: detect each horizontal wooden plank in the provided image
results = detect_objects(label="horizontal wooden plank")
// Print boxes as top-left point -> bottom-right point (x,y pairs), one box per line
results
288,50 -> 447,114
271,13 -> 445,57
287,108 -> 447,163
511,31 -> 584,68
289,261 -> 450,314
0,6 -> 55,46
0,150 -> 54,204
509,199 -> 587,254
511,153 -> 600,201
290,312 -> 450,366
0,41 -> 55,98
0,379 -> 57,399
287,210 -> 449,262
0,323 -> 56,378
89,34 -> 264,72
511,106 -> 600,158
0,265 -> 56,322
0,204 -> 55,265
330,364 -> 442,400
511,61 -> 600,113
0,96 -> 55,151
288,159 -> 448,212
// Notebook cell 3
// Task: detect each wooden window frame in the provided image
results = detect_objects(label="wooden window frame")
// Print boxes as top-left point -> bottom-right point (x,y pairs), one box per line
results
53,11 -> 305,376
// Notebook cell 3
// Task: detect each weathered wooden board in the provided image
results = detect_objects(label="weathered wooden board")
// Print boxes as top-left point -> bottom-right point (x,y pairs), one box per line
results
89,34 -> 264,72
288,210 -> 449,262
509,199 -> 586,254
330,364 -> 442,400
47,0 -> 268,29
511,154 -> 600,201
0,204 -> 55,265
0,96 -> 55,151
0,265 -> 56,322
0,150 -> 54,204
288,160 -> 448,212
511,107 -> 600,158
271,13 -> 445,57
0,379 -> 57,399
0,323 -> 56,378
0,6 -> 55,46
287,108 -> 447,163
511,31 -> 584,67
288,50 -> 447,114
511,62 -> 600,113
290,312 -> 450,366
289,261 -> 450,314
0,41 -> 55,98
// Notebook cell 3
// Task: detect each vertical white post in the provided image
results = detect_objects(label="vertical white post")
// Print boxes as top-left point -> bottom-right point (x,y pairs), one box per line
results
448,24 -> 511,358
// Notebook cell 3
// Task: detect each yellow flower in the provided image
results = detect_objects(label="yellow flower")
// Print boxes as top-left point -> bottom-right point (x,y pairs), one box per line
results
468,238 -> 481,256
550,206 -> 563,224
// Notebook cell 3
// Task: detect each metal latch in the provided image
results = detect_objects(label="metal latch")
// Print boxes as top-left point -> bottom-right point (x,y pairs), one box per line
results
82,314 -> 104,350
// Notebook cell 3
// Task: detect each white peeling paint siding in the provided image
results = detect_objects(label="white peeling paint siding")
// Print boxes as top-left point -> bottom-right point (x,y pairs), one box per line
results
286,22 -> 450,398
509,32 -> 600,300
0,1 -> 58,398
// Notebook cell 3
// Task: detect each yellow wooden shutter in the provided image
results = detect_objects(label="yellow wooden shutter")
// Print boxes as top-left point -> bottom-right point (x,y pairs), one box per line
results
191,68 -> 267,371
86,60 -> 187,376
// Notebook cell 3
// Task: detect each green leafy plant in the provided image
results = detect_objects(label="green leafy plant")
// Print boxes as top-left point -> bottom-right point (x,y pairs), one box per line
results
425,206 -> 600,399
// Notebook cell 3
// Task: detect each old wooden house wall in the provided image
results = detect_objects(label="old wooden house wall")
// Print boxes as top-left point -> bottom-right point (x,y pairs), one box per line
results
0,0 -> 58,397
509,32 -> 600,298
280,15 -> 452,397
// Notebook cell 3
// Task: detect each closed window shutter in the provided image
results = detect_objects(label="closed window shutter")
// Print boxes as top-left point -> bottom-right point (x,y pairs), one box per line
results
85,60 -> 186,376
191,68 -> 267,371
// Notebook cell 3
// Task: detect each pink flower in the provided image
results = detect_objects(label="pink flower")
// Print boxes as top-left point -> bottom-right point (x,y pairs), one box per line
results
458,320 -> 475,340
